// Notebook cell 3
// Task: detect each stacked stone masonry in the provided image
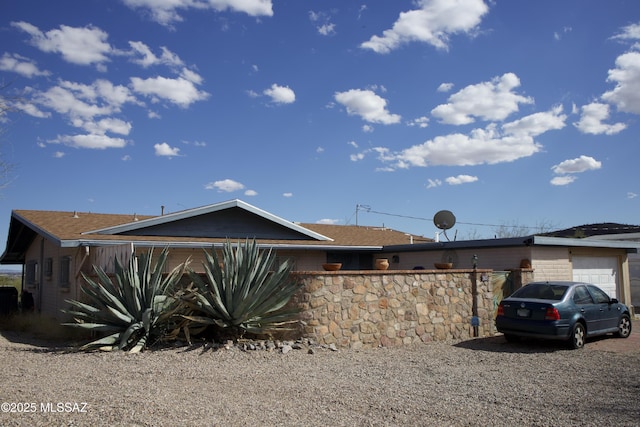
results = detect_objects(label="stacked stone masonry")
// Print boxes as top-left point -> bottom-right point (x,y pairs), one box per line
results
292,270 -> 496,350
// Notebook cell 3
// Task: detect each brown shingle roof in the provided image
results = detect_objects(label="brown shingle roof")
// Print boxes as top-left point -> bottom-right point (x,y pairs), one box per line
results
10,209 -> 432,248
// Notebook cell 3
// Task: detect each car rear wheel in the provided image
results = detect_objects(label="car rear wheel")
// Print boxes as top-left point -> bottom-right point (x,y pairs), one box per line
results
615,314 -> 632,338
569,323 -> 585,349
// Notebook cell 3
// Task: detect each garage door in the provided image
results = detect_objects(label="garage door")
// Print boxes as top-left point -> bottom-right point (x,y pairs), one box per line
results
572,256 -> 618,298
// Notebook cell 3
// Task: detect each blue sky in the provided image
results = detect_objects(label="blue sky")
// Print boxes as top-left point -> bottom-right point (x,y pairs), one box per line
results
1,0 -> 639,250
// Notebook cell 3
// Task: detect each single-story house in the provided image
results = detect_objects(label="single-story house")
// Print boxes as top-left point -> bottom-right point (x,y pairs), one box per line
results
1,199 -> 637,320
0,199 -> 431,318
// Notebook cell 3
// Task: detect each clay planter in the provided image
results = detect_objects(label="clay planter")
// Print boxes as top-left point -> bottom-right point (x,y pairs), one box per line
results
375,258 -> 389,270
434,262 -> 453,269
322,263 -> 342,271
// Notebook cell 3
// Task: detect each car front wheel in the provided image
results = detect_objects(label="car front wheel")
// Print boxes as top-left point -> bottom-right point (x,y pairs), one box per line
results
569,323 -> 585,349
615,314 -> 632,338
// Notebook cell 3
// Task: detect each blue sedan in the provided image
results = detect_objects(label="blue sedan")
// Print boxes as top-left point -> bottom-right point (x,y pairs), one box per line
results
496,281 -> 632,349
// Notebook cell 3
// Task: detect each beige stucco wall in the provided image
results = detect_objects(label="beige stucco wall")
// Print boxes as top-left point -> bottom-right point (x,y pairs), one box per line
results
381,247 -> 533,271
22,236 -> 86,319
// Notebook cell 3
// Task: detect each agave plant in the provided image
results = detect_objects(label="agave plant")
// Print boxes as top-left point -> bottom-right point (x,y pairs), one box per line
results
185,239 -> 301,339
62,248 -> 188,352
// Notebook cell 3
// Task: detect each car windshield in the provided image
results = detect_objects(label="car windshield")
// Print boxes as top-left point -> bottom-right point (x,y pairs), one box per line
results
510,283 -> 568,300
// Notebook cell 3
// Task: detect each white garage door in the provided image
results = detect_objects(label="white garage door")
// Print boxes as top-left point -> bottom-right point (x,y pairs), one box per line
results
572,256 -> 618,298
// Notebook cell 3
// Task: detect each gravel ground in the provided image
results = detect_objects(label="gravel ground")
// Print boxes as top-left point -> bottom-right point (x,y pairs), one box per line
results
0,332 -> 638,427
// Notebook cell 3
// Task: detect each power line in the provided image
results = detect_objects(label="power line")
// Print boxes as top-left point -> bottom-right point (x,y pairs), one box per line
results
353,205 -> 544,230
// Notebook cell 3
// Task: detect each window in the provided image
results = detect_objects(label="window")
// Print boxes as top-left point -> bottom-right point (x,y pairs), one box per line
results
44,258 -> 53,280
573,286 -> 593,305
26,260 -> 38,285
587,285 -> 611,304
59,256 -> 71,287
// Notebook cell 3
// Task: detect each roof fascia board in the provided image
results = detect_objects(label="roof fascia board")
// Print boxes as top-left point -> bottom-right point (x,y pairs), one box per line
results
65,239 -> 380,251
82,199 -> 333,241
384,235 -> 640,252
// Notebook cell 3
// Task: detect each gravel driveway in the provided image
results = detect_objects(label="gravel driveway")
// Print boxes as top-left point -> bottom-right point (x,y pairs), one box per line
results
0,331 -> 638,426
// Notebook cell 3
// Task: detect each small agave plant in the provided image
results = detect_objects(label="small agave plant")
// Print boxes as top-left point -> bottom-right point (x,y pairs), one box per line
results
185,239 -> 301,340
62,248 -> 188,352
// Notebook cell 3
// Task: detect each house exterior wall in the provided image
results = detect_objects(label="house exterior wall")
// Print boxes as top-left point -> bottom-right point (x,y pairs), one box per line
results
158,248 -> 327,272
292,270 -> 494,350
380,247 -> 533,271
22,236 -> 86,320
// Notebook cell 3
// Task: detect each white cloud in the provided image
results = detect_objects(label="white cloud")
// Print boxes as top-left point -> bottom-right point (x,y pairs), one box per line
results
74,117 -> 132,135
501,105 -> 567,137
574,102 -> 626,135
601,51 -> 640,114
0,53 -> 50,78
316,146 -> 324,153
128,41 -> 184,68
12,21 -> 112,66
334,89 -> 401,124
360,0 -> 489,53
437,82 -> 454,92
130,76 -> 209,107
431,73 -> 534,125
627,192 -> 638,199
362,124 -> 374,133
551,176 -> 576,186
34,79 -> 137,120
551,155 -> 601,175
348,140 -> 358,148
205,178 -> 245,192
426,179 -> 442,188
122,155 -> 132,161
408,116 -> 429,128
350,152 -> 366,161
54,134 -> 128,149
244,189 -> 258,196
318,23 -> 336,36
53,151 -> 65,158
263,84 -> 296,104
154,142 -> 181,157
611,23 -> 640,42
445,174 -> 478,185
283,192 -> 293,198
122,0 -> 273,27
385,125 -> 541,169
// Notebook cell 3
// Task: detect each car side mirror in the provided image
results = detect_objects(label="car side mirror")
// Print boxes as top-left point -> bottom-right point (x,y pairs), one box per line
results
609,298 -> 619,304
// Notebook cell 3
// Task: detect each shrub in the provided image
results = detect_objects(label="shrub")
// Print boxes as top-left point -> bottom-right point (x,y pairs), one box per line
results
62,248 -> 188,352
185,239 -> 301,340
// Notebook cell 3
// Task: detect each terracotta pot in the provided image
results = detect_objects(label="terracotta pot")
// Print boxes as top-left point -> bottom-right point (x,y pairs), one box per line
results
434,262 -> 453,269
375,258 -> 389,270
322,263 -> 342,271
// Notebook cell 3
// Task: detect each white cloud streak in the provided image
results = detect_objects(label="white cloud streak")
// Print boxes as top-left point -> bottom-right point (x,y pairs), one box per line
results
334,89 -> 401,124
121,0 -> 273,27
360,0 -> 489,53
263,84 -> 296,104
12,21 -> 112,66
431,73 -> 534,125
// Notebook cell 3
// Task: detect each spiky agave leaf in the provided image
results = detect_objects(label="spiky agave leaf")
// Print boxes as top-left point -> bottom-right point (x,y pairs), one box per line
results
187,239 -> 302,338
62,247 -> 189,352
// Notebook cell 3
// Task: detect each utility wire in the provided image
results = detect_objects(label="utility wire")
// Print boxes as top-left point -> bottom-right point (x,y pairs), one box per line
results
354,206 -> 543,231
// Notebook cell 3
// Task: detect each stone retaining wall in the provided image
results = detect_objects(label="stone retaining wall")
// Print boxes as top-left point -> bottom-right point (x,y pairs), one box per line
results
292,270 -> 494,350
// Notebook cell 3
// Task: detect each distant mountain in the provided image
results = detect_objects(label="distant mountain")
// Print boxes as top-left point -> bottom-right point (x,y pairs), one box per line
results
543,223 -> 640,238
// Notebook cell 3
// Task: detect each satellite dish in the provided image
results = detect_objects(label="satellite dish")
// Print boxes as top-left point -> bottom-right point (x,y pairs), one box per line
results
433,210 -> 456,230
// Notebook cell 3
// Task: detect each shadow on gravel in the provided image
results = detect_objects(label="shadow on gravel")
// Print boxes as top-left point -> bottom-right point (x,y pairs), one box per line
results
453,335 -> 570,354
0,330 -> 76,353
